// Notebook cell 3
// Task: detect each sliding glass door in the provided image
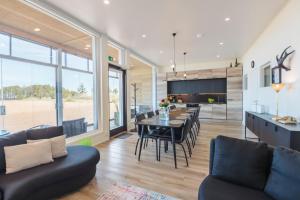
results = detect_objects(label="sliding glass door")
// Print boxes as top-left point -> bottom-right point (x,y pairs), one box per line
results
109,65 -> 126,136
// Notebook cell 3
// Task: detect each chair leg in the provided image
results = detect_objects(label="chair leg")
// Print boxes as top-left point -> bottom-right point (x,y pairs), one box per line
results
180,144 -> 189,167
186,139 -> 192,157
134,138 -> 140,155
155,139 -> 158,161
158,139 -> 161,161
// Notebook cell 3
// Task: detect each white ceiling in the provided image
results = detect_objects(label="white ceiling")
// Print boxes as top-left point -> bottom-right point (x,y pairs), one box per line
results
42,0 -> 287,67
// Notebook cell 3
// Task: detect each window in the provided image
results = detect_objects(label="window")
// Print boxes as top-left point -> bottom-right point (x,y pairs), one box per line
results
0,35 -> 96,137
11,37 -> 52,63
0,33 -> 10,55
243,74 -> 248,90
260,64 -> 271,87
0,58 -> 56,133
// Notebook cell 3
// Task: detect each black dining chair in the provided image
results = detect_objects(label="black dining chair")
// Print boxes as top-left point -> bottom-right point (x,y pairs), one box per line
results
135,113 -> 166,161
169,105 -> 176,110
158,118 -> 192,167
155,110 -> 159,115
147,111 -> 155,118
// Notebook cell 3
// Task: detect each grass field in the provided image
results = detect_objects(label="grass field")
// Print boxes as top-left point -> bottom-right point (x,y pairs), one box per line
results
0,99 -> 94,133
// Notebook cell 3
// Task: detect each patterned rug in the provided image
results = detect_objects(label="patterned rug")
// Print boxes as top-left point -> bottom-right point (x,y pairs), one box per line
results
97,183 -> 178,200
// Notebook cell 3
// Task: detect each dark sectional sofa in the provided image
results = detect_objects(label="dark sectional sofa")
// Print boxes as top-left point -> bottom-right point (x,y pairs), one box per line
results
0,126 -> 100,200
199,135 -> 300,200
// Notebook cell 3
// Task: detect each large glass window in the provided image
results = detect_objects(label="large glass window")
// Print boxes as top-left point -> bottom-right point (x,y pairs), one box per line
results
11,37 -> 52,63
0,58 -> 56,133
66,53 -> 88,71
0,33 -> 10,55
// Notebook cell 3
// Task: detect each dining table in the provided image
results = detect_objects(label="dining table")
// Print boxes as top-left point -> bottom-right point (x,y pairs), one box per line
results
137,107 -> 197,168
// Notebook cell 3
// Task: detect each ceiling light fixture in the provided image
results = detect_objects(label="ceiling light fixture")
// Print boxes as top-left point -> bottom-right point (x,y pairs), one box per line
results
34,28 -> 40,32
84,47 -> 89,50
171,33 -> 177,74
219,42 -> 224,46
141,34 -> 147,38
196,33 -> 202,38
159,50 -> 164,54
216,55 -> 221,58
104,0 -> 110,5
225,17 -> 231,22
85,44 -> 91,48
183,52 -> 187,79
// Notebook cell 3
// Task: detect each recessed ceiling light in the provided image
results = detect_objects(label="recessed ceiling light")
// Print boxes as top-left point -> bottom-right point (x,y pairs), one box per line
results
85,44 -> 91,48
141,34 -> 147,38
216,55 -> 221,58
225,17 -> 231,22
104,0 -> 110,5
34,28 -> 40,32
196,33 -> 203,38
159,50 -> 164,54
84,47 -> 89,50
219,42 -> 224,46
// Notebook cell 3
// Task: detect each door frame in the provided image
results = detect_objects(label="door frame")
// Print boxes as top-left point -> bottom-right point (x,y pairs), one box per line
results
109,64 -> 127,136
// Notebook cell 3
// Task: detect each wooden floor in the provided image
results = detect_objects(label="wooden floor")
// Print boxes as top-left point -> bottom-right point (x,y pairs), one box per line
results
60,119 -> 248,200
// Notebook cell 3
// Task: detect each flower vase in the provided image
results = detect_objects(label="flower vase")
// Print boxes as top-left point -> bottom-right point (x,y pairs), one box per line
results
159,107 -> 169,121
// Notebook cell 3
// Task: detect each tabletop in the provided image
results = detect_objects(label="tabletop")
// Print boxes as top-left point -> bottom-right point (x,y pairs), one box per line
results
137,108 -> 197,128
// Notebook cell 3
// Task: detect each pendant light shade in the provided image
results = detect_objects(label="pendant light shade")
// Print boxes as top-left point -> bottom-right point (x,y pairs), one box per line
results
183,52 -> 187,79
172,33 -> 177,74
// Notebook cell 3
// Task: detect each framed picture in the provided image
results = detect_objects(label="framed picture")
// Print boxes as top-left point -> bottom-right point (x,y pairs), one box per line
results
272,66 -> 282,84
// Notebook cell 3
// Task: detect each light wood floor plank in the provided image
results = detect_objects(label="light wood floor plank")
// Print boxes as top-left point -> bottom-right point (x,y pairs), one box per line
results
60,119 -> 249,200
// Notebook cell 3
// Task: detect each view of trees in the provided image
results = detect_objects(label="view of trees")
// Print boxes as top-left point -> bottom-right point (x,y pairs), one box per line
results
0,84 -> 88,100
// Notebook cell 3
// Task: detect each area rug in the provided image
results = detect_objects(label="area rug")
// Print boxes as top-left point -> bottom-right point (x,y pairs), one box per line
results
97,183 -> 178,200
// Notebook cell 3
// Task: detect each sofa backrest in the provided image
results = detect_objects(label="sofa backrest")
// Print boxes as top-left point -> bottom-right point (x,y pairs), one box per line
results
27,126 -> 64,140
0,131 -> 27,173
0,126 -> 64,173
209,136 -> 273,190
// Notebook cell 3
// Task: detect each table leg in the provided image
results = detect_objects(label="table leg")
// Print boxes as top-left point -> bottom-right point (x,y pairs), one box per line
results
138,125 -> 145,161
171,128 -> 177,169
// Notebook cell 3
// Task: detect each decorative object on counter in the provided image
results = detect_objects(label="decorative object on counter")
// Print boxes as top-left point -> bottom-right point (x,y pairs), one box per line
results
276,46 -> 295,71
230,62 -> 233,68
159,98 -> 170,121
277,116 -> 297,125
208,98 -> 215,104
251,100 -> 265,114
168,95 -> 177,103
170,33 -> 177,75
177,99 -> 183,103
251,60 -> 255,68
234,58 -> 240,67
271,83 -> 285,121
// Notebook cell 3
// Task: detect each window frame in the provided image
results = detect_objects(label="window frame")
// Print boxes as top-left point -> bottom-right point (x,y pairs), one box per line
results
260,62 -> 272,88
0,32 -> 98,134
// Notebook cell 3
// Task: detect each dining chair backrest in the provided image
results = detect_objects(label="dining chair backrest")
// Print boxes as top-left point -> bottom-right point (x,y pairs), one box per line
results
186,104 -> 199,108
155,110 -> 159,115
147,111 -> 155,118
136,113 -> 147,136
179,117 -> 192,143
169,105 -> 176,110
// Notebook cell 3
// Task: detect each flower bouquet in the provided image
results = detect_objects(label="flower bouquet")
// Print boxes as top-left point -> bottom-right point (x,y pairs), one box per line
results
159,98 -> 170,120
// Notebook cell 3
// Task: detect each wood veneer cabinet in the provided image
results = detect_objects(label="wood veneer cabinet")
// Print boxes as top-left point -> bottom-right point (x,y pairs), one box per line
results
245,111 -> 300,151
226,66 -> 243,121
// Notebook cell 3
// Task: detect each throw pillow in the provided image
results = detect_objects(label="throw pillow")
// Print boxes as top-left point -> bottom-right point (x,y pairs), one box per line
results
211,135 -> 271,190
26,126 -> 63,140
27,135 -> 68,158
4,140 -> 53,174
265,147 -> 300,200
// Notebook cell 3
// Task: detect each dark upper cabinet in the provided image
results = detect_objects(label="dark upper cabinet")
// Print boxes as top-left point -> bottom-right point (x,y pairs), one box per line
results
167,78 -> 226,95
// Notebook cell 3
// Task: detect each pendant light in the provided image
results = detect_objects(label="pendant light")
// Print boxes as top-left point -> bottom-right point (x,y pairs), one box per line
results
183,52 -> 187,79
171,33 -> 177,74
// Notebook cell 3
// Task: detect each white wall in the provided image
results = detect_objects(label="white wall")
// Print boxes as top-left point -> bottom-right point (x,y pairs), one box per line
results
242,0 -> 300,121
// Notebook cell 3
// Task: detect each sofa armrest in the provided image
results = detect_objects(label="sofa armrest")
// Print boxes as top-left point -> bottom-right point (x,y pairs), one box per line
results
209,138 -> 215,175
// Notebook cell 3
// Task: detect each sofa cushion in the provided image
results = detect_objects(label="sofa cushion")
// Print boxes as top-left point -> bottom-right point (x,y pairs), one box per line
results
212,136 -> 271,190
5,140 -> 53,174
0,132 -> 27,173
28,135 -> 68,158
199,176 -> 274,200
264,147 -> 300,200
0,146 -> 100,200
26,126 -> 63,140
